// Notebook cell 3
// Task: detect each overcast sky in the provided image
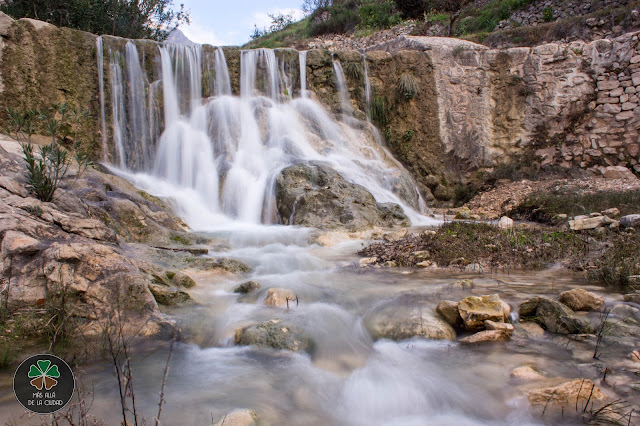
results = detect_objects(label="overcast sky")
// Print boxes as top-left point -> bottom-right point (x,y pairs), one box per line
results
178,0 -> 305,46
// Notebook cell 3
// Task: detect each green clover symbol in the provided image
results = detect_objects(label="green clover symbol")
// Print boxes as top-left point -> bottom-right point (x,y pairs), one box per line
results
28,359 -> 60,391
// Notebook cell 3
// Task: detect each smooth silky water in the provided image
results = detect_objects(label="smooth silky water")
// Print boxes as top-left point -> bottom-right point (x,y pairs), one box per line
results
0,42 -> 629,425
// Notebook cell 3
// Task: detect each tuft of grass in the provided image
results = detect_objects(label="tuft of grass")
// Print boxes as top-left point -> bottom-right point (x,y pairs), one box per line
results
358,222 -> 585,269
397,73 -> 419,100
588,231 -> 640,291
344,61 -> 364,82
510,189 -> 640,225
370,95 -> 390,128
170,234 -> 190,245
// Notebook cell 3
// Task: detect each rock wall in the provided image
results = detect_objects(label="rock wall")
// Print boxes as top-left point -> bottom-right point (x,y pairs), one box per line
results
372,34 -> 640,178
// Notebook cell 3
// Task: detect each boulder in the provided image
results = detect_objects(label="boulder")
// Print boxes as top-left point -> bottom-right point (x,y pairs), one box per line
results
624,292 -> 640,304
449,279 -> 473,290
518,297 -> 593,334
264,288 -> 296,307
364,294 -> 456,341
0,11 -> 14,37
148,284 -> 191,306
498,216 -> 514,229
484,320 -> 514,335
459,329 -> 510,344
234,281 -> 261,294
569,216 -> 604,231
235,319 -> 311,352
601,165 -> 637,180
604,304 -> 640,337
527,379 -> 606,406
457,294 -> 508,331
275,162 -> 408,231
213,409 -> 258,426
620,214 -> 640,228
517,322 -> 545,338
511,366 -> 543,381
558,289 -> 604,312
437,300 -> 462,327
601,208 -> 620,218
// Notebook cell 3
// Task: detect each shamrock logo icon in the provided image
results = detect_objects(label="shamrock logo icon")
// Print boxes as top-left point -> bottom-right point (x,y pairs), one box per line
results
28,360 -> 60,391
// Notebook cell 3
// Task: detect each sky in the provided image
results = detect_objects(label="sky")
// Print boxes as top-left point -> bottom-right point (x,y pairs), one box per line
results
178,0 -> 306,46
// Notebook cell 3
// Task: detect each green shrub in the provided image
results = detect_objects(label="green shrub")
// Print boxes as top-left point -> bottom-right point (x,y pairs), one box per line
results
358,1 -> 402,30
309,1 -> 361,36
455,0 -> 534,35
21,142 -> 71,202
542,6 -> 554,22
394,0 -> 426,18
397,73 -> 420,100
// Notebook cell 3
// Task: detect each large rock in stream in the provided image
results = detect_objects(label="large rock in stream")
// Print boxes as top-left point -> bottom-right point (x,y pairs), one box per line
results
519,297 -> 593,335
235,319 -> 312,352
275,162 -> 409,231
364,294 -> 456,341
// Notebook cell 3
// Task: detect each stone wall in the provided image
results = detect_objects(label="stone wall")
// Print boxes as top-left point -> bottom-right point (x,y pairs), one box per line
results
372,34 -> 640,177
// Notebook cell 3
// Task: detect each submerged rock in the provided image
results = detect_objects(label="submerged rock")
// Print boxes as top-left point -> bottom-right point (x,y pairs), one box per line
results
527,379 -> 606,406
275,162 -> 409,231
235,319 -> 312,352
457,294 -> 509,331
264,288 -> 297,307
364,294 -> 456,341
213,409 -> 258,426
558,289 -> 604,312
519,297 -> 593,334
511,366 -> 543,381
234,280 -> 261,294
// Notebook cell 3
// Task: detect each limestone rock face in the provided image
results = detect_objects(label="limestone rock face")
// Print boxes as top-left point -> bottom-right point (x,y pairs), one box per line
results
519,297 -> 593,334
528,379 -> 606,406
457,294 -> 509,331
275,162 -> 409,231
558,289 -> 604,312
235,319 -> 311,352
364,294 -> 456,341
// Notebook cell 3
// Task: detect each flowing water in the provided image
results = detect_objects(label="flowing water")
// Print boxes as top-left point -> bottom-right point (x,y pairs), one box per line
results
0,42 -> 633,425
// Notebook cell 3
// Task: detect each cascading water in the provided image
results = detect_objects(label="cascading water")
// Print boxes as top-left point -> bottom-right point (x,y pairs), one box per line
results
299,51 -> 308,98
97,41 -> 430,229
96,37 -> 107,158
362,54 -> 372,121
333,60 -> 353,117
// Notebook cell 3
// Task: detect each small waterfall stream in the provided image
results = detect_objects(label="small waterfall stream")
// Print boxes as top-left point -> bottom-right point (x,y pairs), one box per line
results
98,42 -> 428,229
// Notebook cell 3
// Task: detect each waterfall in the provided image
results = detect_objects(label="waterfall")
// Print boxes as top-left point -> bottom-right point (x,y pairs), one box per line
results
96,37 -> 107,159
108,49 -> 126,168
215,48 -> 232,96
125,42 -> 150,169
101,43 -> 428,229
332,60 -> 353,117
299,51 -> 307,98
362,54 -> 372,121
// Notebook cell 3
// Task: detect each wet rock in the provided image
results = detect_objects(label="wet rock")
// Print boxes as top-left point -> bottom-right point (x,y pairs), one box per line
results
152,270 -> 196,289
624,292 -> 640,304
359,257 -> 378,267
498,216 -> 514,229
264,288 -> 297,307
148,284 -> 191,306
620,214 -> 640,228
234,281 -> 261,294
416,260 -> 433,268
275,162 -> 409,231
630,350 -> 640,362
484,320 -> 513,335
449,279 -> 473,290
511,366 -> 543,381
213,409 -> 258,426
382,228 -> 408,241
235,319 -> 311,352
528,379 -> 606,406
437,300 -> 462,327
464,263 -> 483,273
459,329 -> 510,344
364,294 -> 456,341
558,289 -> 604,312
457,294 -> 508,331
517,322 -> 545,338
518,297 -> 593,334
605,304 -> 640,337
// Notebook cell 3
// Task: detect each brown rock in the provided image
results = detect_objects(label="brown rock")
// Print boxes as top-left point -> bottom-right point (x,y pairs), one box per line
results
558,289 -> 604,312
457,294 -> 508,331
518,322 -> 545,338
1,231 -> 41,255
484,320 -> 514,335
528,379 -> 606,406
511,366 -> 543,381
213,409 -> 258,426
264,288 -> 296,307
459,329 -> 510,344
436,300 -> 462,327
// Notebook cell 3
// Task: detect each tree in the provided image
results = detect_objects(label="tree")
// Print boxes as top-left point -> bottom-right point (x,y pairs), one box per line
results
0,0 -> 190,41
301,0 -> 333,15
